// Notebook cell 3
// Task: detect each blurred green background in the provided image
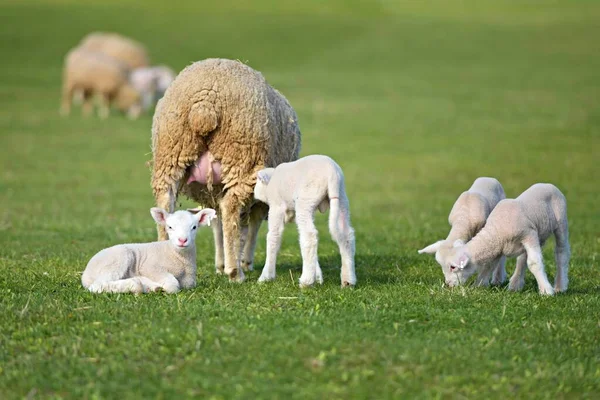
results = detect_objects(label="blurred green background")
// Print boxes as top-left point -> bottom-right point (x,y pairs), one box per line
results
0,1 -> 599,398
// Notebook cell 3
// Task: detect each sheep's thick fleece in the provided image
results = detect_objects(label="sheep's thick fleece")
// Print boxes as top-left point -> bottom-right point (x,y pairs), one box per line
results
79,32 -> 149,69
151,58 -> 301,281
449,183 -> 570,295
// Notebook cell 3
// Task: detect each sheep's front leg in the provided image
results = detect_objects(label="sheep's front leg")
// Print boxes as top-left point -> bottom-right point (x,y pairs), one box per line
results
147,272 -> 181,293
212,217 -> 225,274
296,202 -> 320,288
220,191 -> 245,282
60,84 -> 73,116
258,207 -> 285,283
241,203 -> 268,272
523,238 -> 554,295
508,254 -> 527,291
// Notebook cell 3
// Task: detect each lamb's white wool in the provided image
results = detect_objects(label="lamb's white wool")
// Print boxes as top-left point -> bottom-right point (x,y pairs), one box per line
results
443,183 -> 570,295
418,177 -> 507,286
81,208 -> 216,294
253,155 -> 356,288
130,65 -> 176,111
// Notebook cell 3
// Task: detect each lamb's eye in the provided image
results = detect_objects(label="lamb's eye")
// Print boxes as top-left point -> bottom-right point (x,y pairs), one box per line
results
167,225 -> 173,230
192,226 -> 197,230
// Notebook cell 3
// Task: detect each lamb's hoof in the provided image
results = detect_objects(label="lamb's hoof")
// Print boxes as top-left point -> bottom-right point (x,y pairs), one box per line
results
257,273 -> 275,283
87,283 -> 103,293
299,276 -> 315,288
539,286 -> 555,296
315,269 -> 323,285
215,265 -> 225,275
241,260 -> 254,272
341,281 -> 355,288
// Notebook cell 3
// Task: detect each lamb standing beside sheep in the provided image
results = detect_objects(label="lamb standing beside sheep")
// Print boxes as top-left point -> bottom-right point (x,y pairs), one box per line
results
60,47 -> 142,119
130,65 -> 176,111
151,58 -> 301,282
418,177 -> 507,286
82,208 -> 216,294
441,183 -> 570,295
253,155 -> 356,287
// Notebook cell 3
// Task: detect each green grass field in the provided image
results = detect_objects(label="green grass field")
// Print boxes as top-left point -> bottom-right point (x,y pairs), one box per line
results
1,0 -> 599,398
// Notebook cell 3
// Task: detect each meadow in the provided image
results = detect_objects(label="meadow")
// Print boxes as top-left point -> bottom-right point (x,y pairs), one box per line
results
1,0 -> 599,398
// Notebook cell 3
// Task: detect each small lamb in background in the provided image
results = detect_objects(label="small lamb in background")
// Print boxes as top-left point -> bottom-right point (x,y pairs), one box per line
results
418,177 -> 507,286
82,207 -> 216,294
253,155 -> 356,288
130,65 -> 176,111
442,183 -> 570,295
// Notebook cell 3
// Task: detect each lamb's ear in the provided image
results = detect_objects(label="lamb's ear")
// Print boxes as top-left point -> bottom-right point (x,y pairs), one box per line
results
418,240 -> 444,254
451,252 -> 470,270
453,239 -> 466,248
188,208 -> 217,226
257,168 -> 274,185
151,208 -> 168,226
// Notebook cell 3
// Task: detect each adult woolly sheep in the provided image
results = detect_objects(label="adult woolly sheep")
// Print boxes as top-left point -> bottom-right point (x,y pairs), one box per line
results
79,32 -> 149,70
151,58 -> 301,282
60,47 -> 142,119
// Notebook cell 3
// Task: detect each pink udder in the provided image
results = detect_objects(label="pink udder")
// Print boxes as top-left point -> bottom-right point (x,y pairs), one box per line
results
187,152 -> 222,185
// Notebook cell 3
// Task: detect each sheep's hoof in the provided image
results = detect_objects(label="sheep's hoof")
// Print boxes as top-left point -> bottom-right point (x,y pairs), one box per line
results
228,268 -> 245,283
241,260 -> 254,272
341,281 -> 355,288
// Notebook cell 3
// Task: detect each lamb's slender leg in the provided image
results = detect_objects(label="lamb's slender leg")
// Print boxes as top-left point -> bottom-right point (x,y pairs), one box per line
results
475,266 -> 493,287
490,256 -> 507,286
90,277 -> 144,294
220,190 -> 246,282
145,271 -> 180,293
523,238 -> 554,295
137,276 -> 164,292
212,218 -> 225,274
553,224 -> 571,293
241,203 -> 268,272
258,207 -> 285,283
508,254 -> 527,291
329,196 -> 356,287
296,201 -> 320,288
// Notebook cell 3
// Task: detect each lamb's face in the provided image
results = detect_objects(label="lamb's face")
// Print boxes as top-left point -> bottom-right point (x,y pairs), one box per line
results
151,208 -> 217,250
441,245 -> 477,287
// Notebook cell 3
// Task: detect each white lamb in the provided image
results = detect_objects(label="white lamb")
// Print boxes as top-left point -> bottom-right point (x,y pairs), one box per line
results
441,183 -> 570,295
129,65 -> 176,111
81,207 -> 216,294
418,177 -> 507,286
253,155 -> 356,287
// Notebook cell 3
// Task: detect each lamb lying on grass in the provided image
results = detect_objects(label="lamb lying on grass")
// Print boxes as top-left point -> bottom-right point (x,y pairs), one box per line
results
441,183 -> 570,295
253,155 -> 356,288
418,177 -> 507,286
82,208 -> 216,294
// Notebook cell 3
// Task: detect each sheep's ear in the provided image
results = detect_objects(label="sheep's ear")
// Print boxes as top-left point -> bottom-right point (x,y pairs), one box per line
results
418,240 -> 444,254
453,239 -> 466,248
451,253 -> 470,270
188,208 -> 217,227
151,207 -> 168,226
257,169 -> 273,185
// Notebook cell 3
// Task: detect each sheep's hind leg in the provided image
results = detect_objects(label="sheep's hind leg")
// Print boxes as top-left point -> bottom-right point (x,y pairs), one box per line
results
553,224 -> 570,293
508,254 -> 527,291
296,201 -> 320,288
220,191 -> 245,282
329,197 -> 356,287
523,238 -> 554,295
241,203 -> 268,272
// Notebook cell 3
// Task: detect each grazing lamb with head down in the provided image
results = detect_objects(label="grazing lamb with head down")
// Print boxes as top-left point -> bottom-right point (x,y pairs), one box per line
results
418,177 -> 507,286
130,65 -> 176,111
151,58 -> 301,283
441,183 -> 570,295
82,208 -> 216,294
253,155 -> 356,288
60,47 -> 142,119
